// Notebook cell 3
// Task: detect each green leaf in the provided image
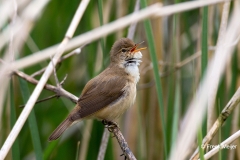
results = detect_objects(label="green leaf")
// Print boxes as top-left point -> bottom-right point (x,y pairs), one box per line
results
19,78 -> 43,160
140,0 -> 167,157
10,80 -> 20,160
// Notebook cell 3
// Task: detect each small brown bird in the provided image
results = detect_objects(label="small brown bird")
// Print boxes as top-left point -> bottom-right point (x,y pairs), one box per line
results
48,38 -> 146,141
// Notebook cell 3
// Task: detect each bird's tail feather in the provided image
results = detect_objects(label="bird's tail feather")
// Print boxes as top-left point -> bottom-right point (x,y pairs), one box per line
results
48,118 -> 73,141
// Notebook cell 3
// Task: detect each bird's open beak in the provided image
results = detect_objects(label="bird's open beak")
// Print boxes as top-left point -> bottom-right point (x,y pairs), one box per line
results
130,41 -> 147,53
132,47 -> 147,53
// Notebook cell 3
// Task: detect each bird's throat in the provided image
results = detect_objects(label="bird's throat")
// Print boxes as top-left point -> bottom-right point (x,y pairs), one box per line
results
124,51 -> 142,83
125,63 -> 140,83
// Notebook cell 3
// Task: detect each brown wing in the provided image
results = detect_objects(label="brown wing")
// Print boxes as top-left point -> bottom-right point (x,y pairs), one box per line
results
70,74 -> 127,121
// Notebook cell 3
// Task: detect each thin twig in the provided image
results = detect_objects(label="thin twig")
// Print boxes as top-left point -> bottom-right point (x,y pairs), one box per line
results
51,57 -> 60,88
30,67 -> 46,77
19,95 -> 58,108
138,51 -> 201,89
160,51 -> 201,77
60,74 -> 68,86
175,51 -> 201,69
141,50 -> 201,76
61,47 -> 82,60
137,80 -> 155,90
13,70 -> 78,103
31,47 -> 82,78
190,87 -> 240,160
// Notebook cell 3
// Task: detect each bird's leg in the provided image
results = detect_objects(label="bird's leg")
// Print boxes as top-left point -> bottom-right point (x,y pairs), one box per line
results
101,119 -> 108,125
120,153 -> 127,160
102,119 -> 119,128
102,119 -> 120,132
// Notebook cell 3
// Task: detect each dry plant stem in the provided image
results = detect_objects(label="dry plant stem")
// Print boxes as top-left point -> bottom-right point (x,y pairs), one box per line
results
190,87 -> 240,160
0,0 -> 50,51
61,48 -> 82,60
127,0 -> 140,40
160,51 -> 201,77
207,0 -> 230,134
0,0 -> 29,28
97,128 -> 110,160
78,120 -> 93,160
13,70 -> 78,103
106,124 -> 136,160
228,104 -> 239,160
203,130 -> 240,160
237,140 -> 240,159
0,0 -> 19,144
51,57 -> 60,87
0,1 -> 88,158
175,51 -> 201,69
139,51 -> 201,90
19,95 -> 58,108
60,74 -> 68,86
31,48 -> 82,77
18,74 -> 67,108
141,50 -> 201,75
30,67 -> 47,77
169,4 -> 240,160
12,0 -> 230,70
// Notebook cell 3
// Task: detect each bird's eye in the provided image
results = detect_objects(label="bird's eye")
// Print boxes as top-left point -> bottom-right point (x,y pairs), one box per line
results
121,49 -> 127,52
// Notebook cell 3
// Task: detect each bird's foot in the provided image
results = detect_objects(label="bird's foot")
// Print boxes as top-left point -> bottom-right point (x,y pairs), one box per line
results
102,119 -> 119,127
102,120 -> 119,132
120,153 -> 127,160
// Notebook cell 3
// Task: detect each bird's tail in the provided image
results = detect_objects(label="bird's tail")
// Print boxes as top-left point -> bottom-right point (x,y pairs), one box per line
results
48,118 -> 73,141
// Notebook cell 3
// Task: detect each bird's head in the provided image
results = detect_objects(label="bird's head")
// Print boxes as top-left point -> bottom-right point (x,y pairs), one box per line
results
110,38 -> 146,67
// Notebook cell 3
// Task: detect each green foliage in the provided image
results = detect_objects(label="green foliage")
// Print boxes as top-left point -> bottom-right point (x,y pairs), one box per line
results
19,78 -> 43,160
10,82 -> 20,160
